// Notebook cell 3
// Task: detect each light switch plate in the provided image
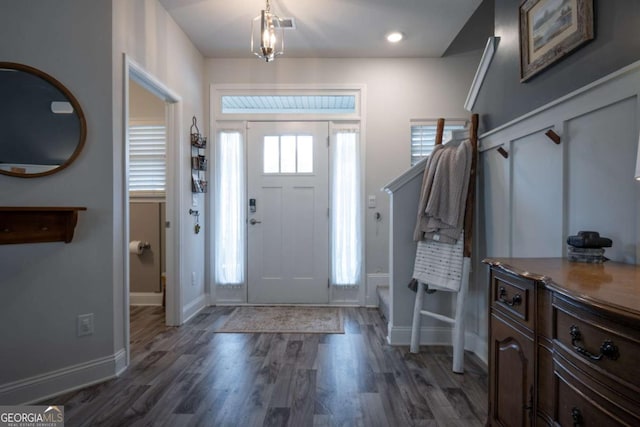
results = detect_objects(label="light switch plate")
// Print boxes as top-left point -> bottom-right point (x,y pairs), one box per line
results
368,195 -> 376,208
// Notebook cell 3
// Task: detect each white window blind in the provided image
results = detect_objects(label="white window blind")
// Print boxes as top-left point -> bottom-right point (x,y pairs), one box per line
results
129,123 -> 166,194
411,121 -> 465,166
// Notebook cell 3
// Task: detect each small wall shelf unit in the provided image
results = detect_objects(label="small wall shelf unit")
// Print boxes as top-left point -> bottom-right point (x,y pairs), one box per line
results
190,116 -> 207,193
0,206 -> 87,244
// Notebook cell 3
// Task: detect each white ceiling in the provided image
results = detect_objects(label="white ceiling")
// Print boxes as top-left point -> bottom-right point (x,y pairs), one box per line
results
159,0 -> 484,59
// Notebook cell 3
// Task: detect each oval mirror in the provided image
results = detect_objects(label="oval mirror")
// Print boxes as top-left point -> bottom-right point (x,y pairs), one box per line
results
0,62 -> 87,178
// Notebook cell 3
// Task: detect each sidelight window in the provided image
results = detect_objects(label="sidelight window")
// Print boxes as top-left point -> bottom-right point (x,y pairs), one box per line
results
215,129 -> 245,285
331,127 -> 361,286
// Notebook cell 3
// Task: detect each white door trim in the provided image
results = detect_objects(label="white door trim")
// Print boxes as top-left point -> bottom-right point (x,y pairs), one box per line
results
123,55 -> 183,368
209,84 -> 367,305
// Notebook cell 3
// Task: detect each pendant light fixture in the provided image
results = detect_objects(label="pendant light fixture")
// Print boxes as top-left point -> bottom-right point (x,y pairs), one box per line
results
251,0 -> 284,62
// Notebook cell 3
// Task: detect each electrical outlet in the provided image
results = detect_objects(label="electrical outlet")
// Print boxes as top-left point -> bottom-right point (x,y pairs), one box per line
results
77,313 -> 94,337
191,271 -> 197,286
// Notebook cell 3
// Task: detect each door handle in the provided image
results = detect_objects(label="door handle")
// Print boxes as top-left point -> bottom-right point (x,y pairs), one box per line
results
249,218 -> 262,225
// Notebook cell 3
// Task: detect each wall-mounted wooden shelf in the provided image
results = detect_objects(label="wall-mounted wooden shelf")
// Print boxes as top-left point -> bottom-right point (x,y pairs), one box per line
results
0,207 -> 87,245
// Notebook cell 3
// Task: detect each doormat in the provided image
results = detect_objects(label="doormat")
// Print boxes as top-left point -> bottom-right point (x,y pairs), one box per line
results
216,306 -> 344,334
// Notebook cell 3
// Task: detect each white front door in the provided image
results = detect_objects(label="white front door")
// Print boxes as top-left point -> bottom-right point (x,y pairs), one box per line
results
247,121 -> 329,304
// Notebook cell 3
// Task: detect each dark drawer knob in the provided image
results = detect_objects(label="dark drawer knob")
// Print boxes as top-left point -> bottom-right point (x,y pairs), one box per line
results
571,407 -> 583,426
569,325 -> 620,361
498,286 -> 522,307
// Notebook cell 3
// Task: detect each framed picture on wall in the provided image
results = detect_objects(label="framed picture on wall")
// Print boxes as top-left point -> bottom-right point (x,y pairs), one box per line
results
519,0 -> 594,81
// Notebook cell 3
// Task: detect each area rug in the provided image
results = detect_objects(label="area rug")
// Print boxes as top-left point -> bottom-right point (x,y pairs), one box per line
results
216,306 -> 344,334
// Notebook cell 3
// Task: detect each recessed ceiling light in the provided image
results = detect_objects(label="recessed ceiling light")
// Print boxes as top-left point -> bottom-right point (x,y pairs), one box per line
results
386,32 -> 404,43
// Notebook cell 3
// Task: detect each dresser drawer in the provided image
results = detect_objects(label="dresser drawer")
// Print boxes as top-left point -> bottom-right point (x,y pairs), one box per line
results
554,359 -> 639,426
553,295 -> 640,396
491,271 -> 534,329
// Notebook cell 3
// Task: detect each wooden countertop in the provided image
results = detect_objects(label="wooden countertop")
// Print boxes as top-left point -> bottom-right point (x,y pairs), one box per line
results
483,258 -> 640,320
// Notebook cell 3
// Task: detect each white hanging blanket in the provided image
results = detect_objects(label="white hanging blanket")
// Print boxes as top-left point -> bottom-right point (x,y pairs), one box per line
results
413,139 -> 472,244
412,231 -> 464,292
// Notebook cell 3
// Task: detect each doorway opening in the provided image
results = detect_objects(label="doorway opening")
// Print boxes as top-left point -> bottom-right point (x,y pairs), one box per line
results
123,56 -> 182,366
246,121 -> 330,304
128,80 -> 166,309
210,84 -> 366,305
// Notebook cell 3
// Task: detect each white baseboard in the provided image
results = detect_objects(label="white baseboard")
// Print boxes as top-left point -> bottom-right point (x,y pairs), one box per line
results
130,292 -> 162,306
387,325 -> 486,364
0,349 -> 125,405
366,273 -> 389,306
182,293 -> 208,323
466,333 -> 488,365
114,348 -> 128,376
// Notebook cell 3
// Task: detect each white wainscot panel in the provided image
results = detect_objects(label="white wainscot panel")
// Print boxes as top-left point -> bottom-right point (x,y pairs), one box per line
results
567,96 -> 638,263
479,61 -> 640,265
481,147 -> 510,257
511,131 -> 563,257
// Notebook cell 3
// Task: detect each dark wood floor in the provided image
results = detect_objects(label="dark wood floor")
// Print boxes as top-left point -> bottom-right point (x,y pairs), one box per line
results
44,306 -> 488,426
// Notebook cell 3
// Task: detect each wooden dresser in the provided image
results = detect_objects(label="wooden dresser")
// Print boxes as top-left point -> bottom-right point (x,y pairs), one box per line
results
483,258 -> 640,426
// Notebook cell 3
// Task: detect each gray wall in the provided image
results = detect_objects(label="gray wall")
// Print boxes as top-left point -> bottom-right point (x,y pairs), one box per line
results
474,0 -> 640,130
444,0 -> 494,57
0,0 -> 115,392
130,202 -> 164,293
0,0 -> 205,404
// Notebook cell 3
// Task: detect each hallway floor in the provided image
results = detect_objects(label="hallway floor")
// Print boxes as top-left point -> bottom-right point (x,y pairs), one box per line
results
44,306 -> 488,426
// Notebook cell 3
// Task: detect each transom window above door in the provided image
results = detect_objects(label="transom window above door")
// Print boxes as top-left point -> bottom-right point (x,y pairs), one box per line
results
222,95 -> 356,114
264,134 -> 313,174
213,88 -> 362,121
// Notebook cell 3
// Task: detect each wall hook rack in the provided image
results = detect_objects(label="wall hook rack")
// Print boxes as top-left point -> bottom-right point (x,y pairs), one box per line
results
189,209 -> 201,234
190,116 -> 207,193
545,129 -> 561,144
497,146 -> 509,159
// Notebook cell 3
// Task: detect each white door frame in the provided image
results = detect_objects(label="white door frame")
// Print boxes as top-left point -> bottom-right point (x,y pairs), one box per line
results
209,84 -> 367,306
122,55 -> 183,366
